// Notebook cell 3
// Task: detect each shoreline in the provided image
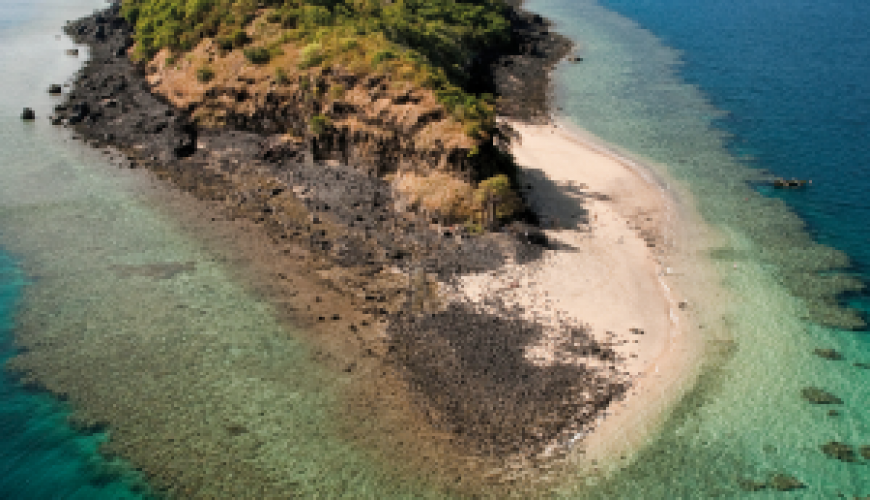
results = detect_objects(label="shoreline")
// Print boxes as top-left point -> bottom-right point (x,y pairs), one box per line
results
491,117 -> 727,478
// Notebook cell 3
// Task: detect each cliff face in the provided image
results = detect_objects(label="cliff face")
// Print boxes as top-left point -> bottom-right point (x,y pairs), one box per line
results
145,36 -> 476,178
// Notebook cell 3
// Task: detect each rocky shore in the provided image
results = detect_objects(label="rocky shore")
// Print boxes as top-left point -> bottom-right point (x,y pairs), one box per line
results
8,1 -> 633,496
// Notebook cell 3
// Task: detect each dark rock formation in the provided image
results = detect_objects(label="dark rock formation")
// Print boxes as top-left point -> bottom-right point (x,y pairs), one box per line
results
861,445 -> 870,460
386,296 -> 628,456
48,84 -> 63,95
21,107 -> 35,120
504,220 -> 549,248
493,1 -> 573,123
801,386 -> 843,404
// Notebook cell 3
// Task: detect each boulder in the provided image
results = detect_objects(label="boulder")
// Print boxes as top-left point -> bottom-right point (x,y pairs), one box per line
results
21,107 -> 35,120
505,221 -> 548,247
801,386 -> 843,404
821,441 -> 859,462
860,445 -> 870,460
769,474 -> 805,491
65,48 -> 79,56
48,84 -> 63,95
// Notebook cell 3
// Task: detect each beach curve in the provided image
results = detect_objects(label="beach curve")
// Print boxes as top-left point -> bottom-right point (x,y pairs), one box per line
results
450,117 -> 729,480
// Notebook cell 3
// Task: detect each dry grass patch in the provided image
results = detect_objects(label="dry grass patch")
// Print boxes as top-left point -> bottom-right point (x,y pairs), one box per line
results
392,172 -> 475,224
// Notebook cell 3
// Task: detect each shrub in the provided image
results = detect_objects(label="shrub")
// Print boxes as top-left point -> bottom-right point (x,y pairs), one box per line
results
196,66 -> 215,82
371,49 -> 397,66
231,29 -> 250,48
474,174 -> 520,221
299,75 -> 311,91
216,37 -> 234,51
339,37 -> 358,52
298,43 -> 324,69
328,83 -> 345,99
275,67 -> 289,84
243,46 -> 271,64
309,114 -> 331,135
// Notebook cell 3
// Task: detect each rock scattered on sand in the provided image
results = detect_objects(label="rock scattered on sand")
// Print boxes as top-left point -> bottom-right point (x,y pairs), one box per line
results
821,441 -> 859,463
814,348 -> 844,360
65,48 -> 79,56
21,107 -> 35,120
48,84 -> 63,95
801,386 -> 843,404
769,473 -> 805,491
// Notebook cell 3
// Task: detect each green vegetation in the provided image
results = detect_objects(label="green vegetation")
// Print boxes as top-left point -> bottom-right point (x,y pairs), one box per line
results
196,66 -> 215,82
308,113 -> 331,135
474,174 -> 520,221
275,67 -> 289,84
120,0 -> 513,134
243,46 -> 271,64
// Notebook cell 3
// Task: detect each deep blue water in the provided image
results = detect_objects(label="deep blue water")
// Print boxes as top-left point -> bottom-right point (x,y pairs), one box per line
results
596,0 -> 870,317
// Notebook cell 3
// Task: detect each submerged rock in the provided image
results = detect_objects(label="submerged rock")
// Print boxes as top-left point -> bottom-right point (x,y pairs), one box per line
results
814,348 -> 844,360
737,478 -> 767,491
860,445 -> 870,460
769,473 -> 805,491
801,386 -> 843,404
821,441 -> 859,462
854,362 -> 870,369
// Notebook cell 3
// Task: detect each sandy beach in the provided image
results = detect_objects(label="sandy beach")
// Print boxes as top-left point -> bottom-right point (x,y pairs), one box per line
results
451,118 -> 724,477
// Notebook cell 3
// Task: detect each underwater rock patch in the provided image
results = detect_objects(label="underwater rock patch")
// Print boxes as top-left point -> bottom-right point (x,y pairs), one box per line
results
737,478 -> 767,491
769,473 -> 805,491
821,441 -> 859,463
813,348 -> 844,360
801,386 -> 843,404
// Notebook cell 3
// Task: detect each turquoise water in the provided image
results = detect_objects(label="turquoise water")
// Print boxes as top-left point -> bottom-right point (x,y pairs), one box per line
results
524,0 -> 870,497
0,254 -> 151,498
0,1 -> 154,497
